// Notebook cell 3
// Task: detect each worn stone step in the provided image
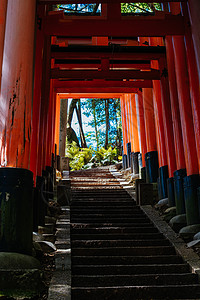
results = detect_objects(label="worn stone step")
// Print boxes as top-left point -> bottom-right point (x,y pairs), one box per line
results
71,226 -> 158,234
71,213 -> 147,218
71,239 -> 170,247
72,273 -> 198,287
72,255 -> 184,266
72,246 -> 175,256
71,201 -> 134,206
71,208 -> 141,213
71,218 -> 150,224
71,223 -> 155,228
72,264 -> 190,275
71,232 -> 163,240
71,285 -> 200,299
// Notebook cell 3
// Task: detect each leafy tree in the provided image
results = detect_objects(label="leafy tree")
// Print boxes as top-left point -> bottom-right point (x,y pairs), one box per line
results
55,3 -> 162,15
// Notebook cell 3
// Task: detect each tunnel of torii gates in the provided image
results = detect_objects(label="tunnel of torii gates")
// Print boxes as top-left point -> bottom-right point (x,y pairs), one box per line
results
0,0 -> 200,243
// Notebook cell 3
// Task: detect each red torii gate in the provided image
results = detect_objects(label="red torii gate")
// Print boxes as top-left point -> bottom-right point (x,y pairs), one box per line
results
0,0 -> 200,240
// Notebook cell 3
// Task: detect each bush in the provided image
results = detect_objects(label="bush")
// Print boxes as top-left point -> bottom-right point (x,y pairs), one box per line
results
65,142 -> 119,171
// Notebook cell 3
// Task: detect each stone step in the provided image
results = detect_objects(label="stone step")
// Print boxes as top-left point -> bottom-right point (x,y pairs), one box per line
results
70,208 -> 141,213
72,255 -> 184,266
71,213 -> 147,218
71,285 -> 200,299
72,246 -> 175,256
71,218 -> 150,224
71,232 -> 163,240
72,273 -> 198,287
71,223 -> 155,228
71,239 -> 170,247
71,226 -> 159,234
71,201 -> 134,206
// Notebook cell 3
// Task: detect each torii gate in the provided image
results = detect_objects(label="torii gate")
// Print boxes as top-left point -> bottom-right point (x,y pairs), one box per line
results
0,0 -> 200,252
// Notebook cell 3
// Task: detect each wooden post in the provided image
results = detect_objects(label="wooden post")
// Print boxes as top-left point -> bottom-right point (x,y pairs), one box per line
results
0,0 -> 36,168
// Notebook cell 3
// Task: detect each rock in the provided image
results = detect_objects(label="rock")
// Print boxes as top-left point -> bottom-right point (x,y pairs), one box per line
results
33,241 -> 43,257
163,207 -> 176,222
37,241 -> 56,252
194,232 -> 200,240
0,269 -> 44,298
155,198 -> 169,211
169,214 -> 187,233
179,224 -> 200,241
187,239 -> 200,248
33,232 -> 44,242
0,252 -> 41,270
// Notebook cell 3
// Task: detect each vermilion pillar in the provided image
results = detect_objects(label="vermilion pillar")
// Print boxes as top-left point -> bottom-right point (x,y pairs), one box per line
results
171,26 -> 199,224
0,0 -> 36,168
0,0 -> 8,166
0,0 -> 8,94
37,36 -> 51,176
135,91 -> 147,168
130,94 -> 140,154
181,3 -> 200,172
149,37 -> 169,199
30,6 -> 45,184
165,35 -> 186,210
142,88 -> 158,183
126,94 -> 133,167
187,0 -> 200,76
170,2 -> 200,226
130,93 -> 140,174
120,96 -> 128,168
46,80 -> 54,167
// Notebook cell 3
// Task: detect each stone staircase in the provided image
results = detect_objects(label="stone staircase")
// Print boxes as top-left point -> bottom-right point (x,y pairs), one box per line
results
70,167 -> 200,299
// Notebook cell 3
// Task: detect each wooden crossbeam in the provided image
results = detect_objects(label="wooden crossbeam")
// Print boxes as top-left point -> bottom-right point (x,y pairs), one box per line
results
53,79 -> 152,88
44,15 -> 185,36
39,0 -> 186,4
51,45 -> 166,60
51,69 -> 160,79
54,88 -> 138,93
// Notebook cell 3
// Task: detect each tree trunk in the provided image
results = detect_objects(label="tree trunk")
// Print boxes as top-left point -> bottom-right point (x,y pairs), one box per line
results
59,99 -> 68,157
104,99 -> 110,149
75,100 -> 87,148
92,99 -> 99,150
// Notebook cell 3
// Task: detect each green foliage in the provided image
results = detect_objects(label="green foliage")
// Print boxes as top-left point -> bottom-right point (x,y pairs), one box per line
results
66,141 -> 93,170
66,142 -> 120,171
121,3 -> 162,14
81,98 -> 122,150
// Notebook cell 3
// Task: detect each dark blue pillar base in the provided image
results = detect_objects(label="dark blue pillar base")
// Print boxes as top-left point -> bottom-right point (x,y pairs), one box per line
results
141,167 -> 146,181
184,174 -> 200,225
126,142 -> 132,168
145,151 -> 159,183
133,152 -> 140,174
36,175 -> 46,227
173,169 -> 187,215
122,154 -> 128,169
167,177 -> 175,207
33,186 -> 39,232
158,165 -> 169,199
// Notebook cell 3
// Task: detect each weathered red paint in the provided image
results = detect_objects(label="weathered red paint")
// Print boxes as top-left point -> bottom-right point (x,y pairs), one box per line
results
30,6 -> 45,183
159,57 -> 177,178
188,0 -> 200,76
172,36 -> 199,176
0,0 -> 8,95
149,37 -> 167,169
130,94 -> 140,153
120,96 -> 128,155
181,2 -> 200,172
124,94 -> 131,146
142,88 -> 157,153
135,91 -> 147,167
0,0 -> 36,168
165,36 -> 186,171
